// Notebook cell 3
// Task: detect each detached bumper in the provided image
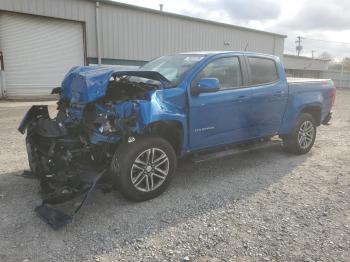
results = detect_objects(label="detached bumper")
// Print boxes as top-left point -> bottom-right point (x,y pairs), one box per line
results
18,106 -> 107,229
35,169 -> 106,230
18,105 -> 50,134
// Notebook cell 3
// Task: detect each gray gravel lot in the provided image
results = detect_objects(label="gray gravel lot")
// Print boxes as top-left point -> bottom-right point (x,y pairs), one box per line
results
0,90 -> 350,262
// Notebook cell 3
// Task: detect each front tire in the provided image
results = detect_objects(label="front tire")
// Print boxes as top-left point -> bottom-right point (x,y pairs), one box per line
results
25,135 -> 43,176
110,136 -> 177,201
282,113 -> 317,155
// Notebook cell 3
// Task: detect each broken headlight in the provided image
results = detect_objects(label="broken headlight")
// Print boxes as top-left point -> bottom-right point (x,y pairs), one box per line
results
98,119 -> 116,134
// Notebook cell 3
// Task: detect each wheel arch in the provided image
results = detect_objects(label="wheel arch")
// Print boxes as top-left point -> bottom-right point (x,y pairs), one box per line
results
145,120 -> 183,156
300,105 -> 322,126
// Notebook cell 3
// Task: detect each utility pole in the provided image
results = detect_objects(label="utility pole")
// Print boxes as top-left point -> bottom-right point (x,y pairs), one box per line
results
296,36 -> 303,56
0,51 -> 5,98
95,1 -> 102,65
341,58 -> 344,88
311,50 -> 316,58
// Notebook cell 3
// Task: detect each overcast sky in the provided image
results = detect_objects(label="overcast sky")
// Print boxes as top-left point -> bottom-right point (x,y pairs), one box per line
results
114,0 -> 350,61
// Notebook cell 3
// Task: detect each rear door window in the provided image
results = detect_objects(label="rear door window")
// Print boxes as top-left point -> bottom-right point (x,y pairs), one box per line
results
248,57 -> 278,85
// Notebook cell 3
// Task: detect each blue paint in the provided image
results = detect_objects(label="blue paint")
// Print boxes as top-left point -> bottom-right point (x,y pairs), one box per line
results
89,131 -> 121,144
60,51 -> 335,154
61,66 -> 170,104
194,78 -> 220,93
61,66 -> 115,104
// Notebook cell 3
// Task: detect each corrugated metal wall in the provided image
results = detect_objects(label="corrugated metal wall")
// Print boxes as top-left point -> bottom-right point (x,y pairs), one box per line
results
0,0 -> 285,63
285,69 -> 350,89
285,69 -> 321,79
321,70 -> 350,89
284,55 -> 329,71
274,37 -> 285,61
98,3 -> 284,61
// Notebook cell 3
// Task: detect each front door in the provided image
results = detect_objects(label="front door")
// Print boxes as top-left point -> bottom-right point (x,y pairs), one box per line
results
188,56 -> 253,150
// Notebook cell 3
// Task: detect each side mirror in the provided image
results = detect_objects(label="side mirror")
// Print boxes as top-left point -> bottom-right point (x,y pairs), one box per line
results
192,78 -> 220,94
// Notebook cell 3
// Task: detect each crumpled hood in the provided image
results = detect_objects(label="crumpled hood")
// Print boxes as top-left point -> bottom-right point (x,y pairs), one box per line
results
61,66 -> 120,104
61,66 -> 170,104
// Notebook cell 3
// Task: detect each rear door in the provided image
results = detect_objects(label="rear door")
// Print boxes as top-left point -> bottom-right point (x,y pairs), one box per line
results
245,56 -> 288,137
188,55 -> 253,150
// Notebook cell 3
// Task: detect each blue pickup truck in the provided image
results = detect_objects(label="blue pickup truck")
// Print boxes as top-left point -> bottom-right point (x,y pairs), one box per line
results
19,51 -> 335,227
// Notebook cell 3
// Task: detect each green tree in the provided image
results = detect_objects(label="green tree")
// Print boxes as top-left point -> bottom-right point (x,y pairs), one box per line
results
317,51 -> 333,61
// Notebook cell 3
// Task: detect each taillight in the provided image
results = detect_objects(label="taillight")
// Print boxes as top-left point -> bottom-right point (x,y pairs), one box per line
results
331,87 -> 336,106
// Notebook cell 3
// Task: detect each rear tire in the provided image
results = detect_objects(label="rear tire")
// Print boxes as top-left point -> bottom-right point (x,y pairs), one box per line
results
110,136 -> 177,201
282,113 -> 317,155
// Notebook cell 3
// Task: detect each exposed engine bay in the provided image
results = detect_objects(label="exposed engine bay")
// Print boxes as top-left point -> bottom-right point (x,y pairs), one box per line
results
18,69 -> 170,229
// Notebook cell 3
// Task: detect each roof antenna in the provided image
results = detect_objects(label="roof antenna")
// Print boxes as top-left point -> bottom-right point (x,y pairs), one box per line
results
244,43 -> 249,51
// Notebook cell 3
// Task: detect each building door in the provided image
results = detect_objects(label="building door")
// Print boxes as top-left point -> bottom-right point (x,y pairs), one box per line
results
0,12 -> 85,98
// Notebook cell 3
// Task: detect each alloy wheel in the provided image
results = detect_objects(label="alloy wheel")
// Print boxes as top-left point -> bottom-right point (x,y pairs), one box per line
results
130,148 -> 170,192
297,120 -> 315,149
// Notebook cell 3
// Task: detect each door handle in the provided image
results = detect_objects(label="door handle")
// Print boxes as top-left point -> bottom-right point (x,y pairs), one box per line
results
274,90 -> 284,97
232,95 -> 247,102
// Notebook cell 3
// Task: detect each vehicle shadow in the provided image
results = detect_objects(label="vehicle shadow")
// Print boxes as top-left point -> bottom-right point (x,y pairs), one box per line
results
0,144 -> 310,261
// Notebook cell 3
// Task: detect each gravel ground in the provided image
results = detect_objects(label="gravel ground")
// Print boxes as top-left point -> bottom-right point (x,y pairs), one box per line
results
0,90 -> 349,262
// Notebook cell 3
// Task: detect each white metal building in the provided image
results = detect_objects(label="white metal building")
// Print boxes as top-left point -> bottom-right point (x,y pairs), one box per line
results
284,54 -> 330,78
0,0 -> 286,98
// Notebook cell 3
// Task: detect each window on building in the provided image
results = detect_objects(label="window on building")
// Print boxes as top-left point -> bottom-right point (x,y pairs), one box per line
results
197,57 -> 242,89
248,57 -> 278,85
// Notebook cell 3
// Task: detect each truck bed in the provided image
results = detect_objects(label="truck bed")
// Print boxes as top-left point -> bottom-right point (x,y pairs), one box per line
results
283,77 -> 334,131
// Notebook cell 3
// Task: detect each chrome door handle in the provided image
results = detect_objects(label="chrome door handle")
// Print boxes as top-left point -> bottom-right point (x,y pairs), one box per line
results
274,91 -> 284,97
232,95 -> 246,102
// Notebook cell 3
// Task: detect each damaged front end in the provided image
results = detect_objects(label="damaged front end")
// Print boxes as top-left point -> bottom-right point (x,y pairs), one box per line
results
18,67 -> 170,229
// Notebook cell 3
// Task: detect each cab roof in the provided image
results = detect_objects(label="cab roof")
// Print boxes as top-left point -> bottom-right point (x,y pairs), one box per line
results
179,51 -> 279,60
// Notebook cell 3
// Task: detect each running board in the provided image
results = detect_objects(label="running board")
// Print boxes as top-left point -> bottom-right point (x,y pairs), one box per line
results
191,139 -> 282,163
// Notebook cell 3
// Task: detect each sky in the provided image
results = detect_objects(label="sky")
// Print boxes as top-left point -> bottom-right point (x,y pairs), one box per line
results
113,0 -> 350,61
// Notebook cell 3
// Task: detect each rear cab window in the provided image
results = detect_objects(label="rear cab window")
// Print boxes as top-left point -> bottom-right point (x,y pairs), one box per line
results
197,57 -> 242,90
247,57 -> 279,86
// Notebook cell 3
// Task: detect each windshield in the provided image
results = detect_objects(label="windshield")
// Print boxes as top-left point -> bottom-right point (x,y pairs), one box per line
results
139,54 -> 205,85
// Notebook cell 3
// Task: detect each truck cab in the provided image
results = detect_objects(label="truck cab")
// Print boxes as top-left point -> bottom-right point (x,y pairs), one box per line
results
186,52 -> 289,150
